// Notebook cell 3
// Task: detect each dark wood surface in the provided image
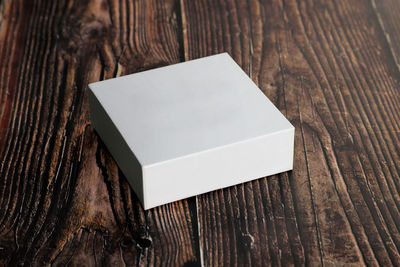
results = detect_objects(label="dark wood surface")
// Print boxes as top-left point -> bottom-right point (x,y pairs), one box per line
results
1,0 -> 400,266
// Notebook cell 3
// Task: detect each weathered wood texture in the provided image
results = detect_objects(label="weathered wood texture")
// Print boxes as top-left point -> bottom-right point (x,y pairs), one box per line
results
181,0 -> 400,265
1,0 -> 400,266
0,0 -> 199,266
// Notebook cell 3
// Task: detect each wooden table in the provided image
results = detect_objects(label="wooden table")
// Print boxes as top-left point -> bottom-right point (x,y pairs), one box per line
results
1,0 -> 400,266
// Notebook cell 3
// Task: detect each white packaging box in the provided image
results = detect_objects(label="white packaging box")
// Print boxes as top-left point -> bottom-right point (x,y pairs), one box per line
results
89,53 -> 294,210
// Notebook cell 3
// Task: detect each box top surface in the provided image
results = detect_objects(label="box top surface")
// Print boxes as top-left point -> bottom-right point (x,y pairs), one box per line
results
89,53 -> 293,166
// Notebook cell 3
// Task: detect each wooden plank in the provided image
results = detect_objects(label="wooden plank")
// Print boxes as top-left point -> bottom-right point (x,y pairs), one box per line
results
181,0 -> 400,265
0,0 -> 199,265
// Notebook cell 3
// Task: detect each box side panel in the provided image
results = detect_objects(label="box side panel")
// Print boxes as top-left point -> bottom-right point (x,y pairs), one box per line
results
144,128 -> 295,209
88,88 -> 145,204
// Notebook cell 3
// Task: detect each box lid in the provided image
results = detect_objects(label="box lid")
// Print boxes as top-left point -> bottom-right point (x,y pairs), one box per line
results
89,53 -> 293,166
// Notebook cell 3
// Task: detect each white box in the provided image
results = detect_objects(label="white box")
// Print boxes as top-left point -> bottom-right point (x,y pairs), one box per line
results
89,53 -> 294,210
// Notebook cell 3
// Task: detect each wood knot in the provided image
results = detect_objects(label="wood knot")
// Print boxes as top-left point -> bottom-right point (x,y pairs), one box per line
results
239,232 -> 255,249
58,19 -> 109,54
137,237 -> 152,248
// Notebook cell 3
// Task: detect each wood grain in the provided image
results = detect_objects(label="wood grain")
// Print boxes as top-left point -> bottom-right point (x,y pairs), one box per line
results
181,0 -> 400,266
1,0 -> 400,266
0,0 -> 199,266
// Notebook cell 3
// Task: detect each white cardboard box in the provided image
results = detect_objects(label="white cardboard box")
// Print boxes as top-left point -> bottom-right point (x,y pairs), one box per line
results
89,53 -> 294,209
